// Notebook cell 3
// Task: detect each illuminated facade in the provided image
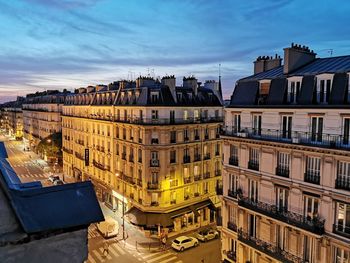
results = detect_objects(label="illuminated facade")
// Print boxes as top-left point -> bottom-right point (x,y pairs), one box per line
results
3,107 -> 23,140
62,76 -> 223,234
22,91 -> 66,150
221,44 -> 350,263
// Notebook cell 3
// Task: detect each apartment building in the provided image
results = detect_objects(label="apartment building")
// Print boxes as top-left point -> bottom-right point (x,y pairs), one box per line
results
221,44 -> 350,263
62,76 -> 223,235
23,91 -> 67,151
0,97 -> 24,140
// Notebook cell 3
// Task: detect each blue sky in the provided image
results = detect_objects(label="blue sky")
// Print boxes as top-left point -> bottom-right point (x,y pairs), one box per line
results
0,0 -> 350,102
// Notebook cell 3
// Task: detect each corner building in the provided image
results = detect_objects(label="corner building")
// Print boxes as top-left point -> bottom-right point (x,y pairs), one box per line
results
62,76 -> 223,235
221,44 -> 350,263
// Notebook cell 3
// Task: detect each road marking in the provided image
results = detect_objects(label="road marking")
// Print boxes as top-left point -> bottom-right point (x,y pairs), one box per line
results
141,251 -> 163,259
146,253 -> 173,263
92,249 -> 105,262
160,256 -> 178,263
99,248 -> 112,260
87,255 -> 97,263
112,243 -> 126,255
108,244 -> 120,258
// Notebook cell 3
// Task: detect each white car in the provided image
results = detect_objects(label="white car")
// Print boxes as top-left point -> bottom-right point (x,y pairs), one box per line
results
171,236 -> 199,252
196,228 -> 219,242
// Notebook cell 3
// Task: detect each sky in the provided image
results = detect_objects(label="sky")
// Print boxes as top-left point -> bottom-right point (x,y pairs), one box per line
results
0,0 -> 350,103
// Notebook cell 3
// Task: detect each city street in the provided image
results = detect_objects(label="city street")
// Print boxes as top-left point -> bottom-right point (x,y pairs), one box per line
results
0,133 -> 221,263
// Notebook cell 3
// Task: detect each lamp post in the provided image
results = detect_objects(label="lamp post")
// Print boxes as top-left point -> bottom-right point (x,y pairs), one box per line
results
116,172 -> 125,240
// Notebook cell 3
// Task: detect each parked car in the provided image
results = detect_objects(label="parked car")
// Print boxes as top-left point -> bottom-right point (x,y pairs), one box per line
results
171,236 -> 199,251
48,175 -> 60,183
97,216 -> 119,238
196,228 -> 219,242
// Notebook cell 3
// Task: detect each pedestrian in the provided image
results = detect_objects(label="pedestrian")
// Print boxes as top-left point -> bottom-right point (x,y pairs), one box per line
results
102,241 -> 109,256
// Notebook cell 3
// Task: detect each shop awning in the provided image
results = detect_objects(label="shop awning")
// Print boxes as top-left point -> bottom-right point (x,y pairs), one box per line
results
126,199 -> 214,227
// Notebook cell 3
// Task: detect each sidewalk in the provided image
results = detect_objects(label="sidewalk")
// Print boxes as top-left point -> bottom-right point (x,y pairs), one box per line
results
99,202 -> 218,254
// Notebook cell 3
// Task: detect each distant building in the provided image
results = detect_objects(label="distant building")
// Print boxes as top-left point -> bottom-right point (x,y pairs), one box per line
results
22,90 -> 68,151
221,44 -> 350,263
0,97 -> 24,140
62,76 -> 223,236
0,142 -> 104,263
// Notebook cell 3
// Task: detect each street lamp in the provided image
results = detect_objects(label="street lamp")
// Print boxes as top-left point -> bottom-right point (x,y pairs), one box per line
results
116,172 -> 125,240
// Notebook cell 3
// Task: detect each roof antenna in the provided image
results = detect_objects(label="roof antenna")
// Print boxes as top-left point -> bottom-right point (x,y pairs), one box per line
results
328,49 -> 333,57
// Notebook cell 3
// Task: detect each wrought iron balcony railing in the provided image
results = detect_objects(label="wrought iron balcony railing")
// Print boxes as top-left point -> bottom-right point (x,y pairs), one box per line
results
229,156 -> 238,166
150,159 -> 160,167
238,229 -> 304,263
183,156 -> 191,164
147,182 -> 159,190
238,196 -> 325,235
203,172 -> 211,179
226,250 -> 236,261
248,160 -> 259,171
194,175 -> 202,181
333,224 -> 350,239
304,171 -> 320,185
194,154 -> 201,162
275,166 -> 290,178
227,221 -> 237,232
184,177 -> 192,184
222,126 -> 350,151
335,176 -> 350,191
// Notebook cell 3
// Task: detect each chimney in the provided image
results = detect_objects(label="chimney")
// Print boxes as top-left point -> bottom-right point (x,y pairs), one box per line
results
136,76 -> 155,88
254,55 -> 282,74
161,75 -> 176,102
283,43 -> 316,74
183,76 -> 198,95
86,86 -> 95,93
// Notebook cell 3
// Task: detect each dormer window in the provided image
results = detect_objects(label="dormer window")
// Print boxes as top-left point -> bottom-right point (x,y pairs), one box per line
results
187,93 -> 192,100
317,78 -> 332,103
177,92 -> 182,101
258,82 -> 270,105
151,91 -> 159,103
288,80 -> 301,103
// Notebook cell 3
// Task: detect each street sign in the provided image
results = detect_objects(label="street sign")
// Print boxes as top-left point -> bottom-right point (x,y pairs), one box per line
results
85,149 -> 89,166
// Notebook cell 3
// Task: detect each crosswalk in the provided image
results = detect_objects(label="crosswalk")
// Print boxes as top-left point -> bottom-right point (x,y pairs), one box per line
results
88,227 -> 100,239
137,251 -> 182,263
86,242 -> 182,263
17,173 -> 47,178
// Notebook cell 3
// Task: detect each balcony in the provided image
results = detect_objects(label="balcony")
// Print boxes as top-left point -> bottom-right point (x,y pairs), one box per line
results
184,177 -> 192,184
170,139 -> 176,144
238,229 -> 304,263
194,175 -> 202,181
147,182 -> 159,190
226,251 -> 236,261
150,159 -> 160,167
62,147 -> 73,154
248,160 -> 259,171
150,201 -> 159,206
229,156 -> 238,166
103,116 -> 224,125
203,153 -> 211,160
151,138 -> 159,144
194,135 -> 200,141
275,166 -> 290,178
194,154 -> 201,162
335,176 -> 350,191
238,196 -> 325,235
227,189 -> 239,199
227,221 -> 237,232
75,152 -> 84,161
215,151 -> 220,156
122,175 -> 136,185
170,200 -> 176,205
93,160 -> 105,171
183,156 -> 191,164
222,126 -> 350,151
304,171 -> 320,185
184,137 -> 189,142
138,138 -> 143,143
333,224 -> 350,239
203,172 -> 210,179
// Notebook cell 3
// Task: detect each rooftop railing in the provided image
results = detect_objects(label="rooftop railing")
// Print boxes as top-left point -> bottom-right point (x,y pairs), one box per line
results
222,126 -> 350,151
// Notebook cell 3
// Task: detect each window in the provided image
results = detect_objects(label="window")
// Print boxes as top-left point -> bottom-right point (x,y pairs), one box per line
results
138,149 -> 142,163
248,148 -> 259,171
311,116 -> 323,142
151,110 -> 158,120
252,114 -> 262,136
183,110 -> 188,120
334,202 -> 350,236
343,118 -> 350,145
281,115 -> 292,139
184,129 -> 189,141
205,128 -> 209,139
248,214 -> 257,238
170,150 -> 176,163
151,151 -> 158,160
288,80 -> 301,103
317,78 -> 332,103
170,130 -> 176,143
276,152 -> 290,177
337,161 -> 350,190
304,195 -> 319,220
170,110 -> 175,123
228,205 -> 236,224
334,247 -> 350,263
228,174 -> 239,192
276,187 -> 288,211
151,172 -> 158,183
194,110 -> 199,119
232,113 -> 241,133
215,143 -> 220,156
194,129 -> 200,140
248,179 -> 258,202
150,91 -> 159,103
305,156 -> 321,184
